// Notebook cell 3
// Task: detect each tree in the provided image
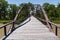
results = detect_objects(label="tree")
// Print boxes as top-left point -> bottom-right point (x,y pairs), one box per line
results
57,3 -> 60,8
43,3 -> 49,11
0,0 -> 8,20
56,3 -> 60,20
16,4 -> 30,24
9,4 -> 18,19
27,2 -> 34,11
42,3 -> 59,20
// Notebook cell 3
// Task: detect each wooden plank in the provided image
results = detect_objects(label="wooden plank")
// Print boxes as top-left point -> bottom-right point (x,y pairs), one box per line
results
6,16 -> 59,40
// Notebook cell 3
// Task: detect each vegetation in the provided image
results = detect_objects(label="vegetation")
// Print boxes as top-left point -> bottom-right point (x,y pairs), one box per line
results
0,0 -> 8,20
0,0 -> 60,23
0,0 -> 60,38
36,3 -> 60,23
42,3 -> 60,22
0,20 -> 12,24
0,0 -> 34,24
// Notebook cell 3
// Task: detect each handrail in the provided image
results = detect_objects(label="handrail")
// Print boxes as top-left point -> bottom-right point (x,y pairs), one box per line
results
0,4 -> 26,29
0,4 -> 28,39
2,17 -> 31,40
2,10 -> 31,40
36,16 -> 60,36
0,21 -> 14,29
40,5 -> 53,32
48,21 -> 60,28
34,4 -> 60,36
0,21 -> 14,36
37,17 -> 60,28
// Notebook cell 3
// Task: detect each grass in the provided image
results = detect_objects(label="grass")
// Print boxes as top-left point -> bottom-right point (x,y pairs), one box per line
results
52,20 -> 60,24
0,20 -> 12,24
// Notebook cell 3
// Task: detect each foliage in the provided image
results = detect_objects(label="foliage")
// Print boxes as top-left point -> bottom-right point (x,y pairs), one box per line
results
0,0 -> 60,23
42,3 -> 60,21
16,3 -> 30,24
0,0 -> 8,20
0,20 -> 12,24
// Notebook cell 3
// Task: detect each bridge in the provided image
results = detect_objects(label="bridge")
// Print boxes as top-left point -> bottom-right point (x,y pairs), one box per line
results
0,4 -> 60,40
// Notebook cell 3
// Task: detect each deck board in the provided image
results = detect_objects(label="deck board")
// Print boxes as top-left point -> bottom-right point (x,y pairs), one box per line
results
6,16 -> 59,40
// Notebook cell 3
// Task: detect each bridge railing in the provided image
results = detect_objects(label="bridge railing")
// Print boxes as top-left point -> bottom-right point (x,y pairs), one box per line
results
0,21 -> 14,36
35,15 -> 60,36
34,5 -> 60,36
0,4 -> 30,39
48,21 -> 60,36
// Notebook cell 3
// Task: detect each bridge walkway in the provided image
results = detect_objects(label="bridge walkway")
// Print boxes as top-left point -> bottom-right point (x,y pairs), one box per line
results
6,16 -> 59,40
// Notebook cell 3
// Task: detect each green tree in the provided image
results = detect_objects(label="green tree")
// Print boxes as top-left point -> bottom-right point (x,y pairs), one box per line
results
43,3 -> 59,20
43,3 -> 49,11
27,2 -> 34,11
0,0 -> 8,20
56,3 -> 60,20
16,4 -> 30,24
9,4 -> 18,19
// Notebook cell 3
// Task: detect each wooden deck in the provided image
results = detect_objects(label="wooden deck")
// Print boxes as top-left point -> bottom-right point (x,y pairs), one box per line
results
6,16 -> 59,40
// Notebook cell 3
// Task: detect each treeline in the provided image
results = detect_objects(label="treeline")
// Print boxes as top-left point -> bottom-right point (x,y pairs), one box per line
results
0,0 -> 18,20
37,3 -> 60,21
43,3 -> 60,21
0,0 -> 60,21
0,0 -> 34,20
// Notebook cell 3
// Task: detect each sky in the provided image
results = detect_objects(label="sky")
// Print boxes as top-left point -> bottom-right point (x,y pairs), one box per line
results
6,0 -> 60,6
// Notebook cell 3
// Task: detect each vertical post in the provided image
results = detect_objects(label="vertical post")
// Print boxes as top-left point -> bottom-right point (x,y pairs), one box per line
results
4,26 -> 7,36
55,26 -> 58,36
49,23 -> 53,29
13,22 -> 15,29
11,22 -> 15,32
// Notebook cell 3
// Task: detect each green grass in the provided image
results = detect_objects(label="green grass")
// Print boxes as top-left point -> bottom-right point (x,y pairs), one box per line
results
0,20 -> 12,24
52,20 -> 60,24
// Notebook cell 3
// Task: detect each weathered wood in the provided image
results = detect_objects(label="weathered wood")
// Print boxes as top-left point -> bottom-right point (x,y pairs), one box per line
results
4,26 -> 7,36
55,26 -> 58,36
40,5 -> 53,32
49,21 -> 60,28
6,16 -> 59,40
0,21 -> 14,29
35,17 -> 60,36
11,22 -> 15,31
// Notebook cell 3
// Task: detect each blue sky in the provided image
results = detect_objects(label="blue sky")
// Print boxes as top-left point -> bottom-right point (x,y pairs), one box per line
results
6,0 -> 60,6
